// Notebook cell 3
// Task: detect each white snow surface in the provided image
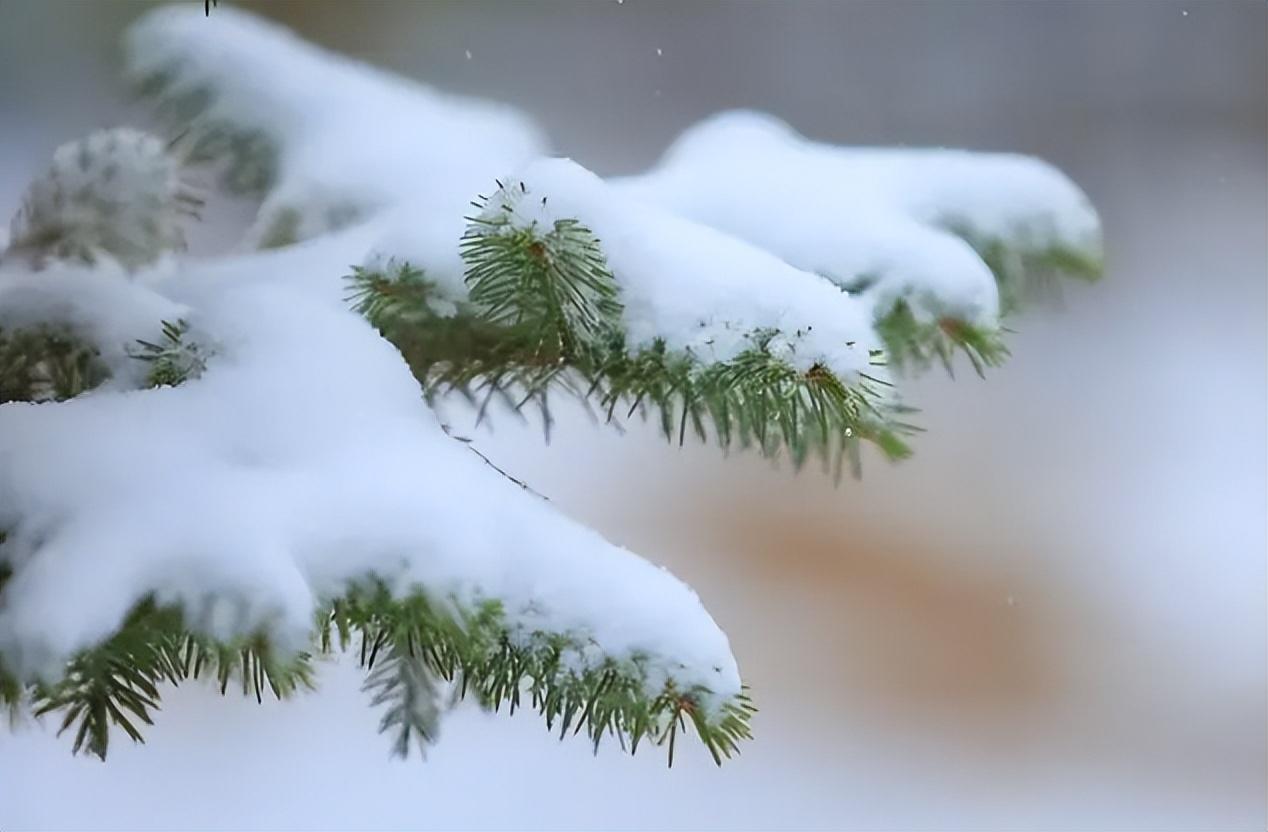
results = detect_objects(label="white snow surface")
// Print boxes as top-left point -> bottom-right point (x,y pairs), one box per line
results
125,7 -> 879,376
397,158 -> 879,376
125,5 -> 547,247
616,111 -> 1101,324
0,235 -> 740,707
0,262 -> 184,389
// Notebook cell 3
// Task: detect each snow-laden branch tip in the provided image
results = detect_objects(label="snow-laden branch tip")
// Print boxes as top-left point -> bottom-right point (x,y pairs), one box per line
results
616,110 -> 1101,322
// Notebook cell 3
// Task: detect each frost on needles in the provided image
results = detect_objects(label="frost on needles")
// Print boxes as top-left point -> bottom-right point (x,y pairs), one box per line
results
0,5 -> 1102,764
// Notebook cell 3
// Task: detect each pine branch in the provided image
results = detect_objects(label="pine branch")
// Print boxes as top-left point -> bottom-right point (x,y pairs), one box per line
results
321,581 -> 756,765
3,129 -> 196,272
463,186 -> 622,349
361,639 -> 443,759
0,7 -> 1107,776
133,67 -> 278,197
0,659 -> 18,720
348,189 -> 914,473
0,559 -> 17,719
130,318 -> 209,388
22,601 -> 314,760
0,315 -> 204,408
28,602 -> 182,759
12,584 -> 753,765
948,223 -> 1103,315
875,300 -> 1010,378
868,227 -> 1098,377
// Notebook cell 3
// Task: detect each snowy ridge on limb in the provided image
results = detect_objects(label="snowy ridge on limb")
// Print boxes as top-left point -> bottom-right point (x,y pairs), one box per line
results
483,159 -> 879,377
616,110 -> 1102,370
125,5 -> 546,247
0,262 -> 186,400
123,9 -> 883,384
371,158 -> 880,376
353,161 -> 911,471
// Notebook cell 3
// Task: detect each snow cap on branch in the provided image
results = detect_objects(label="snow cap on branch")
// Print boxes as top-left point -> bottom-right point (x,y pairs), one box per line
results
125,4 -> 546,246
616,110 -> 1101,323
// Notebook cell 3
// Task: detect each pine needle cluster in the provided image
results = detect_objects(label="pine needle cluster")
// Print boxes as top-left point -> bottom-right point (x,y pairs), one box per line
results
350,181 -> 919,477
0,578 -> 754,766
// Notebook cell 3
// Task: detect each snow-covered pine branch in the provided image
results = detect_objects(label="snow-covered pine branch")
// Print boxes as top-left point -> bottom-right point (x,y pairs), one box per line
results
0,4 -> 1100,764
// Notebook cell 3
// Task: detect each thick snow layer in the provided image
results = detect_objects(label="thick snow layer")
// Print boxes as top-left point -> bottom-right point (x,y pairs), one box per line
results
385,159 -> 880,377
509,159 -> 878,373
0,263 -> 185,388
616,111 -> 1101,325
125,6 -> 546,246
0,237 -> 740,708
122,10 -> 1102,340
123,9 -> 879,376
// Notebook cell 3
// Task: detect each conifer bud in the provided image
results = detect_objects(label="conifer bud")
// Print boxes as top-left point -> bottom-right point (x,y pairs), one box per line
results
5,128 -> 194,271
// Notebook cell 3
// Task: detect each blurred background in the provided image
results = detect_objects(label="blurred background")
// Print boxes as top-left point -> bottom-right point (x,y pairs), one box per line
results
0,1 -> 1264,829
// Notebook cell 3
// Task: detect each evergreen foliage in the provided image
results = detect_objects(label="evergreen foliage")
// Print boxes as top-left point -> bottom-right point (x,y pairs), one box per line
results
0,301 -> 756,763
874,301 -> 1010,378
20,600 -> 313,761
0,325 -> 110,404
0,4 -> 1103,772
350,181 -> 917,476
0,579 -> 755,765
0,165 -> 1090,765
950,224 -> 1103,315
129,318 -> 208,387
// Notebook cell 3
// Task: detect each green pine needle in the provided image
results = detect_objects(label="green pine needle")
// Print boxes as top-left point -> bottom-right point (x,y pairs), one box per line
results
348,186 -> 914,474
1,182 -> 1099,767
21,601 -> 314,761
875,300 -> 1010,378
946,223 -> 1103,315
463,183 -> 623,346
130,318 -> 209,388
363,639 -> 444,759
135,67 -> 278,196
324,581 -> 755,766
7,585 -> 753,766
